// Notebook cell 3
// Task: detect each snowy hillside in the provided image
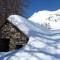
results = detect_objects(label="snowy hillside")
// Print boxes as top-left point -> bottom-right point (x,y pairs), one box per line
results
29,9 -> 60,30
0,9 -> 60,60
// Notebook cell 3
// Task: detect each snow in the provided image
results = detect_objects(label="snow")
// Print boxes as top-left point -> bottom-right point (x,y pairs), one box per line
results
0,9 -> 60,60
28,9 -> 60,30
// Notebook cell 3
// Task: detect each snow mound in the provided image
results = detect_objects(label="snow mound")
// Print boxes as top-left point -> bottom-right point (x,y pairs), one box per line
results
0,9 -> 60,60
28,9 -> 60,30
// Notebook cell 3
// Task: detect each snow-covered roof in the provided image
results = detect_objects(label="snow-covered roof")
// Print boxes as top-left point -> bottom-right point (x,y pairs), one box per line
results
0,9 -> 60,60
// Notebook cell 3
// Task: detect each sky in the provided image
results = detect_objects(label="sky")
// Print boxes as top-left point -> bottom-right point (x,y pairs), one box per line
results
25,0 -> 60,17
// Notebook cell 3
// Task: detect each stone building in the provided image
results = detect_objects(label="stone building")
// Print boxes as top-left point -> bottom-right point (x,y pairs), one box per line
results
0,21 -> 29,51
0,0 -> 29,51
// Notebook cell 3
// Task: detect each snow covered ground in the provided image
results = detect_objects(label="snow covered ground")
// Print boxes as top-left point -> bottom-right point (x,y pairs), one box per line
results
0,9 -> 60,60
29,9 -> 60,30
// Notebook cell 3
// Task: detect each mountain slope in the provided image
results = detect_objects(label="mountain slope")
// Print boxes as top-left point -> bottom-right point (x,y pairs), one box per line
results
0,12 -> 60,60
29,9 -> 60,30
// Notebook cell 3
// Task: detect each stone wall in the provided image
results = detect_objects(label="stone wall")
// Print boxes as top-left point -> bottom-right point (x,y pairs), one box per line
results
0,22 -> 29,51
0,0 -> 29,51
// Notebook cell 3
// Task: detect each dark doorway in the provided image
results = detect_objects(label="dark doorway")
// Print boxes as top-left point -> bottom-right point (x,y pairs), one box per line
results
0,38 -> 10,52
16,45 -> 23,49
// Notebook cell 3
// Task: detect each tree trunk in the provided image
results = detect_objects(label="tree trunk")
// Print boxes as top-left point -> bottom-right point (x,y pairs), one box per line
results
0,0 -> 28,28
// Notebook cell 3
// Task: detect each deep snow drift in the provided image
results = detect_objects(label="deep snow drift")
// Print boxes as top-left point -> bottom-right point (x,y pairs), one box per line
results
0,9 -> 60,60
